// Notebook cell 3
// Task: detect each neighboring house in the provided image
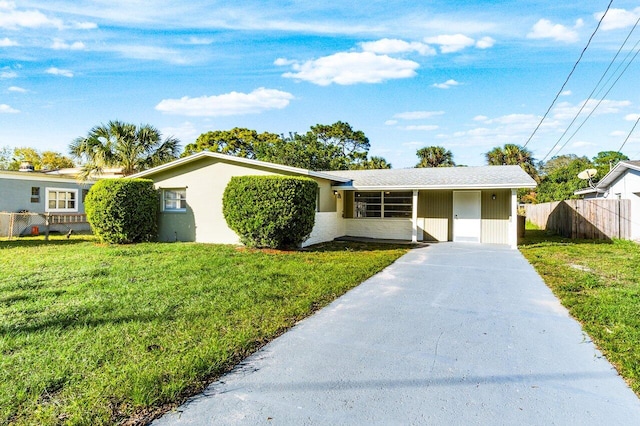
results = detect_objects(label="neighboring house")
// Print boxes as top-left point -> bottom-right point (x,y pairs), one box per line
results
0,170 -> 93,236
131,152 -> 536,248
575,160 -> 640,240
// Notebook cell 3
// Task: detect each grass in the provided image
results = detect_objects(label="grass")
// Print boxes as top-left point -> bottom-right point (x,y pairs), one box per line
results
519,229 -> 640,396
0,235 -> 409,425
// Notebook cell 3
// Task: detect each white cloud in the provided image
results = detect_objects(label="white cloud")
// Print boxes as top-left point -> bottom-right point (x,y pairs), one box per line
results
46,67 -> 73,77
51,39 -> 85,50
0,3 -> 63,30
610,130 -> 628,137
384,119 -> 398,126
424,34 -> 475,53
597,8 -> 640,31
571,141 -> 596,148
393,110 -> 444,120
404,125 -> 439,131
527,19 -> 580,43
473,115 -> 488,121
155,87 -> 294,117
360,38 -> 435,56
0,36 -> 17,46
186,36 -> 213,45
70,21 -> 97,30
625,113 -> 640,121
8,85 -> 26,92
561,90 -> 572,96
432,79 -> 461,89
0,103 -> 18,113
553,99 -> 631,120
110,45 -> 188,64
475,36 -> 495,49
274,57 -> 296,66
160,121 -> 199,143
279,51 -> 419,86
0,68 -> 17,78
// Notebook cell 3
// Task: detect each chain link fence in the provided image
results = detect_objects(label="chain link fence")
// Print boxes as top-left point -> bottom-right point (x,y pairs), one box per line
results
0,212 -> 91,240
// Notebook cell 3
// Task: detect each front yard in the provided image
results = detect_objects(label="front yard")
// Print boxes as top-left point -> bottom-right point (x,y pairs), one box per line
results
519,230 -> 640,396
0,236 -> 408,425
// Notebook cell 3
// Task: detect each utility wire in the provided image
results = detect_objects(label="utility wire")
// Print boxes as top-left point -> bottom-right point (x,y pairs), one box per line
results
540,14 -> 640,160
617,115 -> 640,153
522,0 -> 614,148
541,39 -> 640,162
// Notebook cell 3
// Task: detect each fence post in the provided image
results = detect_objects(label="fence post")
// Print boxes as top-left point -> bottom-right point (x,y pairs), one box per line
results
44,213 -> 50,241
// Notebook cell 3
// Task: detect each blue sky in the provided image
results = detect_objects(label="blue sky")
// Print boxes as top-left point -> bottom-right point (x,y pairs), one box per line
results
1,1 -> 640,168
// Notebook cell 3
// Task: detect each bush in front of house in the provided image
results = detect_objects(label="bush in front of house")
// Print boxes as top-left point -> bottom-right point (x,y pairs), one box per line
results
85,178 -> 159,244
223,176 -> 318,249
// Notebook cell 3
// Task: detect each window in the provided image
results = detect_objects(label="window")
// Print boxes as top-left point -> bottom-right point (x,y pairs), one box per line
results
45,188 -> 78,212
31,187 -> 40,203
163,189 -> 186,211
354,191 -> 412,218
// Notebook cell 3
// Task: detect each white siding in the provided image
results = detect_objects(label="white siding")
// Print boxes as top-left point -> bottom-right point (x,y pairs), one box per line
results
607,169 -> 640,240
303,212 -> 345,247
345,219 -> 413,240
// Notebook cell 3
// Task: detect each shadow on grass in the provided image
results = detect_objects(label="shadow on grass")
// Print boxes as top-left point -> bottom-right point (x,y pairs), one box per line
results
520,229 -> 615,247
302,240 -> 424,253
0,235 -> 95,249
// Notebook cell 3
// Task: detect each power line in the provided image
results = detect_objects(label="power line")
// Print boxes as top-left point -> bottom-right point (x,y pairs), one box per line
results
541,39 -> 640,162
540,14 -> 640,161
522,0 -> 614,148
617,115 -> 640,153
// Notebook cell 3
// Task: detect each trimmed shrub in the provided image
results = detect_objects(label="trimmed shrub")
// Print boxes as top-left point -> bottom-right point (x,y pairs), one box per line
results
85,178 -> 159,244
223,176 -> 318,249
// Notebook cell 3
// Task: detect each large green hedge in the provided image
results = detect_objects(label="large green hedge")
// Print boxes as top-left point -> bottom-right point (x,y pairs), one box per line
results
223,176 -> 318,249
85,179 -> 159,244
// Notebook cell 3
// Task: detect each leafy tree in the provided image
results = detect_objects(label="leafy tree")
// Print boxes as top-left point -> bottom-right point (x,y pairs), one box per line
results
540,154 -> 581,176
485,144 -> 538,181
41,151 -> 75,170
353,156 -> 392,170
8,147 -> 41,170
70,120 -> 180,177
256,132 -> 342,170
0,146 -> 9,170
592,151 -> 628,179
416,146 -> 455,168
309,121 -> 370,166
536,156 -> 594,203
182,128 -> 281,158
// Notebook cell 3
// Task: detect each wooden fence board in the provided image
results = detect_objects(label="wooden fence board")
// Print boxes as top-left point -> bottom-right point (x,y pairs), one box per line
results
523,199 -> 631,240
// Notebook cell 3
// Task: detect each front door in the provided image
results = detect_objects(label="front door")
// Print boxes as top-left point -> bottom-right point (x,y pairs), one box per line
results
453,191 -> 481,243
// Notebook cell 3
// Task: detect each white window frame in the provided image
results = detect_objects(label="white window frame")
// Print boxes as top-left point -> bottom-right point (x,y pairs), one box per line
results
162,188 -> 187,212
354,191 -> 413,219
45,187 -> 78,213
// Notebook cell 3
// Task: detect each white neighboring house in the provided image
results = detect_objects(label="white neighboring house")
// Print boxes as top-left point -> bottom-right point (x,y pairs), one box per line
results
575,160 -> 640,240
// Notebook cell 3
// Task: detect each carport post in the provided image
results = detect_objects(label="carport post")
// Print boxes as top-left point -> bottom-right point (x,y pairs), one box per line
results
509,189 -> 518,249
411,190 -> 418,243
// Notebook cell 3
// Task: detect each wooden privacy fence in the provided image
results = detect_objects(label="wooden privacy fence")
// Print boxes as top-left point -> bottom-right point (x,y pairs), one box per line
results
523,199 -> 631,240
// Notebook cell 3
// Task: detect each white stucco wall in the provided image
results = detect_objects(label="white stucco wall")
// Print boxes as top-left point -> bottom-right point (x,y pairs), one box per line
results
344,219 -> 413,240
606,169 -> 640,240
303,212 -> 345,247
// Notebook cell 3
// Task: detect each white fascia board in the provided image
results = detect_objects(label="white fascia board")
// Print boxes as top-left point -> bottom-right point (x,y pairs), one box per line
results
0,172 -> 94,184
331,183 -> 537,191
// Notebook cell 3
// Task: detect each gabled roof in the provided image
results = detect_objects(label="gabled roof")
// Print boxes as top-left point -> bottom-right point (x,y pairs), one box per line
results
324,165 -> 537,190
593,160 -> 640,189
129,151 -> 352,183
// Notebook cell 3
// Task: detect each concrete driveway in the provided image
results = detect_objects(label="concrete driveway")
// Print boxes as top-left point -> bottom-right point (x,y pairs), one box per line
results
154,243 -> 640,425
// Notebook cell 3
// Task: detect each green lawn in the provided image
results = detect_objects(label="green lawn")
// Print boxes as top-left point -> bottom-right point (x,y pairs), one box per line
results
0,236 -> 409,425
519,230 -> 640,396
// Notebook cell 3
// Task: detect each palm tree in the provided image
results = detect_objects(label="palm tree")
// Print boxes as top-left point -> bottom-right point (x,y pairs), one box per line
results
70,120 -> 180,177
416,146 -> 455,168
485,143 -> 538,181
352,156 -> 392,170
